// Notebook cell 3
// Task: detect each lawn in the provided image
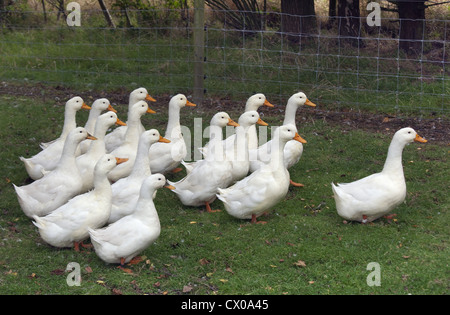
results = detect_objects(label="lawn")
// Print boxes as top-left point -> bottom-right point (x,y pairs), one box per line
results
0,93 -> 448,295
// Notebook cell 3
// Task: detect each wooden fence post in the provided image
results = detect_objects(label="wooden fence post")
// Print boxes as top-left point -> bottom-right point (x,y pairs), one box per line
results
193,0 -> 205,105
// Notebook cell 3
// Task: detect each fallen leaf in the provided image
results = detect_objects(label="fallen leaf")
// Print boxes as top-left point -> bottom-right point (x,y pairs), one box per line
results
382,117 -> 390,123
154,281 -> 161,287
183,285 -> 193,293
219,279 -> 228,283
199,258 -> 210,265
402,256 -> 410,259
225,267 -> 234,274
111,288 -> 123,295
293,260 -> 307,268
85,266 -> 93,273
308,281 -> 315,284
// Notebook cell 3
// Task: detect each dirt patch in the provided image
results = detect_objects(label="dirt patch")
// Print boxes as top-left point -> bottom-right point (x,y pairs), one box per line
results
1,81 -> 448,144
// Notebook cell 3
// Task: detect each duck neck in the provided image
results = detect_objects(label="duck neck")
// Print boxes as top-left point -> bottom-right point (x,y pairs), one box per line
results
86,122 -> 109,155
130,140 -> 152,177
84,107 -> 102,134
124,113 -> 142,142
269,135 -> 287,170
233,125 -> 249,162
207,125 -> 224,161
61,107 -> 78,137
58,138 -> 80,169
134,195 -> 160,226
283,101 -> 298,126
93,171 -> 112,197
165,105 -> 181,140
381,137 -> 406,177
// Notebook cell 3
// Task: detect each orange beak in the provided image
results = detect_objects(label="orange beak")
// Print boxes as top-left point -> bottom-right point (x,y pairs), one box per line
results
263,99 -> 274,107
158,136 -> 171,143
115,118 -> 126,126
186,100 -> 196,107
256,118 -> 268,126
305,99 -> 316,107
86,133 -> 97,141
146,94 -> 156,102
115,157 -> 129,165
414,134 -> 427,143
147,108 -> 156,114
82,103 -> 91,110
164,184 -> 175,190
293,132 -> 307,144
107,104 -> 117,113
227,118 -> 240,127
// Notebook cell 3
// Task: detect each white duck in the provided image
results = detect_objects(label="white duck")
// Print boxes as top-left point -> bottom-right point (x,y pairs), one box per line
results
105,87 -> 156,153
14,127 -> 97,218
79,98 -> 116,154
76,112 -> 126,192
217,124 -> 306,224
226,111 -> 268,183
249,92 -> 316,187
331,127 -> 427,223
148,94 -> 196,174
201,93 -> 274,157
32,154 -> 127,251
108,129 -> 170,224
181,111 -> 239,174
167,112 -> 236,213
107,101 -> 155,182
89,174 -> 173,265
20,97 -> 90,180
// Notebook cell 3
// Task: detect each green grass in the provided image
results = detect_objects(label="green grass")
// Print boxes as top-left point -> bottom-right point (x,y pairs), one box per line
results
1,23 -> 448,115
0,94 -> 448,295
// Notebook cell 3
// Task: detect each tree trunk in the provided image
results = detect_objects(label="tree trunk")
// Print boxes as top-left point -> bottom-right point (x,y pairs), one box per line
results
280,0 -> 317,43
397,1 -> 426,55
98,0 -> 116,28
327,0 -> 337,29
337,0 -> 364,47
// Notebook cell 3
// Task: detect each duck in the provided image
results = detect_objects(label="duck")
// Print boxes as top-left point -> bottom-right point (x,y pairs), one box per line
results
108,129 -> 170,224
79,98 -> 117,154
20,97 -> 90,180
89,174 -> 173,265
226,111 -> 268,183
167,112 -> 235,213
105,87 -> 156,153
181,111 -> 239,174
107,101 -> 155,182
200,93 -> 274,157
14,127 -> 97,218
76,112 -> 126,192
148,94 -> 196,174
249,92 -> 316,187
331,127 -> 427,223
32,154 -> 127,251
217,124 -> 306,224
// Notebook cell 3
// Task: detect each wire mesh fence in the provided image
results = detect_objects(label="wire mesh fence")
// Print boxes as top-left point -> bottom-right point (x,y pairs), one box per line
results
0,4 -> 448,115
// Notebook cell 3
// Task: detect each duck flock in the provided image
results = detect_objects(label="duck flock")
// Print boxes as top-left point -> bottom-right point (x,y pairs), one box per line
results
13,87 -> 427,266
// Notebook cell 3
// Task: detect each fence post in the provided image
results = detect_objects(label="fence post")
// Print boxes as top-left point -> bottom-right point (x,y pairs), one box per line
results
193,0 -> 205,105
